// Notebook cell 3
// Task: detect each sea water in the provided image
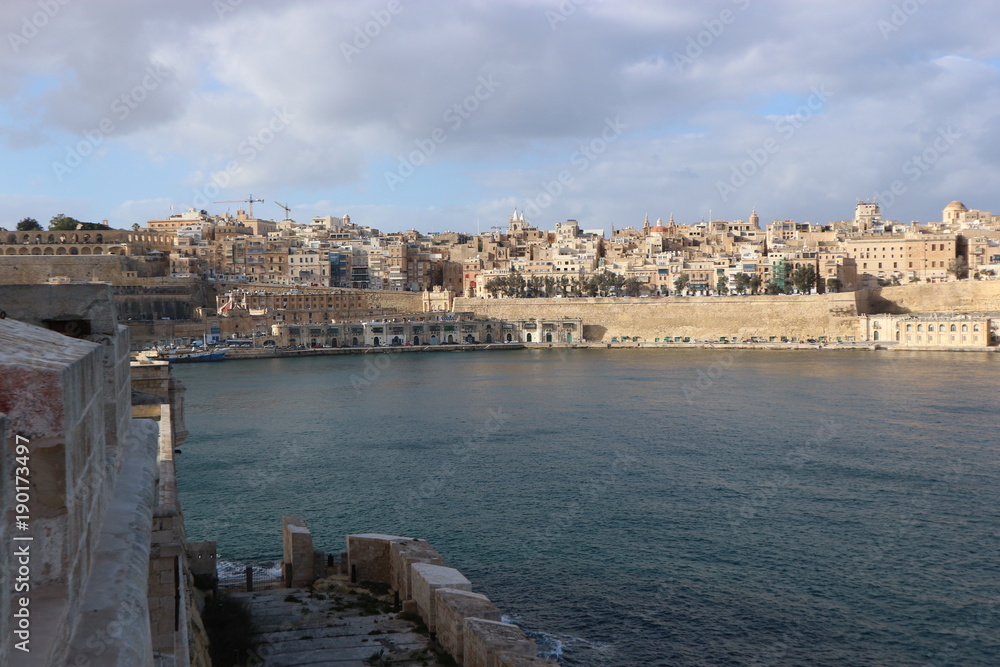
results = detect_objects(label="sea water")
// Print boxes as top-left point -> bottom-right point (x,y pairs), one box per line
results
174,349 -> 1000,665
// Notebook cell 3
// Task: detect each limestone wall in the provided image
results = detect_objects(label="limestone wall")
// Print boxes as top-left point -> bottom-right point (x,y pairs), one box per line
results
0,316 -> 157,666
455,293 -> 864,342
0,255 -> 133,284
0,284 -> 208,666
862,280 -> 1000,314
452,281 -> 1000,342
370,290 -> 425,313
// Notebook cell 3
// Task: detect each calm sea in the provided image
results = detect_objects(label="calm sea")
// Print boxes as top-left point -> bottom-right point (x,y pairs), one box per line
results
174,349 -> 1000,666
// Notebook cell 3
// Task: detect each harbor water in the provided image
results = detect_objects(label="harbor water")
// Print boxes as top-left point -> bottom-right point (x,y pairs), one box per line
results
174,348 -> 1000,665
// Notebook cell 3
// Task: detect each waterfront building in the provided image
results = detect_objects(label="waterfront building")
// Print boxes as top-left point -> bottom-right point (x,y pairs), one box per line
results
861,313 -> 994,347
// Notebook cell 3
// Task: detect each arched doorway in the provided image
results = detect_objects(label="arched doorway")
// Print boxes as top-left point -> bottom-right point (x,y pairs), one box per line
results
545,332 -> 552,342
485,333 -> 493,343
526,333 -> 532,342
446,334 -> 455,343
566,333 -> 572,343
506,333 -> 512,342
465,334 -> 475,344
373,336 -> 380,347
429,335 -> 438,344
352,336 -> 359,346
331,338 -> 338,347
873,331 -> 879,341
413,335 -> 420,345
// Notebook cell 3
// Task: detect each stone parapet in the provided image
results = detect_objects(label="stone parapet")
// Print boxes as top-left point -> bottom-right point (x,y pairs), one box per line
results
283,516 -> 317,587
463,618 -> 538,667
410,563 -> 471,632
346,533 -> 411,584
389,538 -> 446,601
434,588 -> 501,664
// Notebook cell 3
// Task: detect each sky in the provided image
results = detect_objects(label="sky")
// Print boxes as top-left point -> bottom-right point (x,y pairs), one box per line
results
1,0 -> 999,234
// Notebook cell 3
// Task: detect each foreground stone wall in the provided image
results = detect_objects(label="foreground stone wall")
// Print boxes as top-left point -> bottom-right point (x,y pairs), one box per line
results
0,315 -> 157,665
1,284 -> 209,666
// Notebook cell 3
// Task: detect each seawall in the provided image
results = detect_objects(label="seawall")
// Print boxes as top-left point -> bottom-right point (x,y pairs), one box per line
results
453,281 -> 1000,342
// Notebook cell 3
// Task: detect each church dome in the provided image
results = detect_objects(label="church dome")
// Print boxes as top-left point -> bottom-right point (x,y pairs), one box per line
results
945,201 -> 967,211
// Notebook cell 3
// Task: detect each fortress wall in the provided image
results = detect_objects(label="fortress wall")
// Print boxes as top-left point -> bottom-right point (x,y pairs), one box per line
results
371,290 -> 424,313
455,293 -> 864,341
453,281 -> 1000,341
862,280 -> 1000,314
0,255 -> 132,284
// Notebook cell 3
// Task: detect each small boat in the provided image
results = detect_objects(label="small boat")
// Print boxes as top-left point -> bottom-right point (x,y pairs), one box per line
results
138,346 -> 229,363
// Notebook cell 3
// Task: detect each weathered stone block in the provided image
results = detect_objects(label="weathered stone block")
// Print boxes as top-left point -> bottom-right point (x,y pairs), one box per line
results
410,563 -> 471,632
390,538 -> 446,601
434,588 -> 501,663
463,618 -> 537,667
283,516 -> 315,587
347,533 -> 411,584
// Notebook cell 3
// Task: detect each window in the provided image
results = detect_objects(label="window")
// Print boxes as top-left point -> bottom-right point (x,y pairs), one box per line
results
906,324 -> 913,332
928,324 -> 935,332
962,324 -> 968,332
917,324 -> 923,332
950,325 -> 957,332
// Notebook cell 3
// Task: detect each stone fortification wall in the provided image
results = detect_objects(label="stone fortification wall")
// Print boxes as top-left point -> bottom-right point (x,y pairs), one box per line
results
0,255 -> 133,284
455,293 -> 864,342
0,285 -> 209,667
372,289 -> 425,313
861,280 -> 1000,314
453,281 -> 1000,342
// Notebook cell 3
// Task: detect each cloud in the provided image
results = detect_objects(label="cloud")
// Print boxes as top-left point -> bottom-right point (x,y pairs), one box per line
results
2,0 -> 1000,231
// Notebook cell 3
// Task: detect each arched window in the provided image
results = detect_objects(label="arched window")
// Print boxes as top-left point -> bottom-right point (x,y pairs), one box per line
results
973,324 -> 980,332
962,324 -> 968,332
950,324 -> 956,332
928,324 -> 935,332
906,324 -> 913,332
917,324 -> 923,332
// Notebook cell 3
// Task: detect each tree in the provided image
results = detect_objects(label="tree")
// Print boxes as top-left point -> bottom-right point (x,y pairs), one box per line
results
791,264 -> 817,294
734,272 -> 751,295
947,257 -> 969,280
623,277 -> 642,297
673,273 -> 689,294
16,217 -> 41,231
765,279 -> 783,295
48,214 -> 82,230
748,275 -> 762,295
826,278 -> 843,293
716,276 -> 729,295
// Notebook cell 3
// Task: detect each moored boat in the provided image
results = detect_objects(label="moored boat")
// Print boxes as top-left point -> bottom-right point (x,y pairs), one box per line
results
138,346 -> 229,363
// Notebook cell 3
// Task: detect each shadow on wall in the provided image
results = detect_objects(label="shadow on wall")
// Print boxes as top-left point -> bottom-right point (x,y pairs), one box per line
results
858,288 -> 912,315
583,324 -> 607,341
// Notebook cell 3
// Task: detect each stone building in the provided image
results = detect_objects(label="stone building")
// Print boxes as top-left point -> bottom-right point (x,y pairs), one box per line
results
861,313 -> 993,347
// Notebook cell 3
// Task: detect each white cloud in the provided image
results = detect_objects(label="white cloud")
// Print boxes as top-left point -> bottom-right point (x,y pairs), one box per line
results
2,0 -> 1000,231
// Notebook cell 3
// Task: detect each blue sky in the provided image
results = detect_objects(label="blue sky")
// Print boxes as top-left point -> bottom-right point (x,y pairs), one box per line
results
2,0 -> 999,233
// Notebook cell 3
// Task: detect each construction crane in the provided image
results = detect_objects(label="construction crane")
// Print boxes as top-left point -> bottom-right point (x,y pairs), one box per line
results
213,194 -> 264,218
275,202 -> 292,219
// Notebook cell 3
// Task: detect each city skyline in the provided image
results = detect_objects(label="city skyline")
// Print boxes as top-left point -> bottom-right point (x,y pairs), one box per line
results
2,0 -> 1000,232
